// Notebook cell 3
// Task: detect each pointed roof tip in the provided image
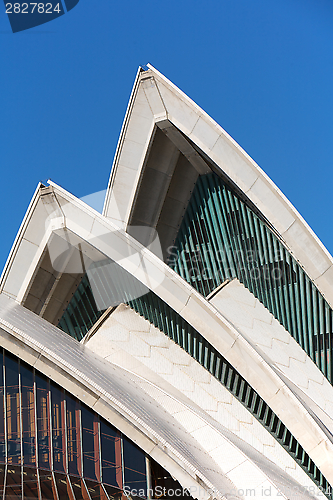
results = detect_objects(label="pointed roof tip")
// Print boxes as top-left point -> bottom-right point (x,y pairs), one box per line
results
146,63 -> 166,79
141,63 -> 165,77
140,64 -> 150,72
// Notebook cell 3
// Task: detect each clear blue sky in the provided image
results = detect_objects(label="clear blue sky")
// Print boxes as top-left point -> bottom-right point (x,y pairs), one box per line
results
1,0 -> 333,271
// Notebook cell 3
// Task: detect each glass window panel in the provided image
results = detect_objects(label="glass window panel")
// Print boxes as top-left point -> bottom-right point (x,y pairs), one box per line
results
5,354 -> 21,465
39,470 -> 57,500
51,384 -> 66,473
84,479 -> 104,500
54,473 -> 72,500
103,484 -> 123,500
0,464 -> 5,498
5,465 -> 22,499
123,438 -> 147,497
69,476 -> 91,500
100,422 -> 122,488
81,406 -> 99,482
0,351 -> 3,387
21,362 -> 36,467
36,374 -> 51,470
23,467 -> 40,499
150,459 -> 192,500
100,486 -> 109,500
66,395 -> 81,477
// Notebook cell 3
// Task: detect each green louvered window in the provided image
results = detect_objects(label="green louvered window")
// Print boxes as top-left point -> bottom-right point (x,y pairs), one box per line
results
169,172 -> 333,382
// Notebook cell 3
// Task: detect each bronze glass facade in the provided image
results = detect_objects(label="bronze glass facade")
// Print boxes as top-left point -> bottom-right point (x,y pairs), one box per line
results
0,348 -> 187,500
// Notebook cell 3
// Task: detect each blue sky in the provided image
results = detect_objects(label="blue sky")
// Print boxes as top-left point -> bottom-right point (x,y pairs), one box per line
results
0,0 -> 333,271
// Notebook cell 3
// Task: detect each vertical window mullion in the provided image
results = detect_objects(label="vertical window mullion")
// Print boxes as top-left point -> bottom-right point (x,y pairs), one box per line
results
280,246 -> 292,337
209,176 -> 237,280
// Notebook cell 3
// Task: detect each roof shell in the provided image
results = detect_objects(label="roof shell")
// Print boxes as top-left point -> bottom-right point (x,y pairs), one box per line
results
103,64 -> 333,309
1,181 -> 332,482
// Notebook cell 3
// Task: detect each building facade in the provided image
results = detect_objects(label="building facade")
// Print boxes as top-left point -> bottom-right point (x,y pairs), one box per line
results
0,65 -> 333,499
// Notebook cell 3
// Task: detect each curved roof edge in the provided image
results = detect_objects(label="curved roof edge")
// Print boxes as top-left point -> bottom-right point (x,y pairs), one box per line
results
0,182 -> 44,297
102,64 -> 333,309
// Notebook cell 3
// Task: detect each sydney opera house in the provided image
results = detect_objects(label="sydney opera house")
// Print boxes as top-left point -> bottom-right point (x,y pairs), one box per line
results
0,65 -> 333,499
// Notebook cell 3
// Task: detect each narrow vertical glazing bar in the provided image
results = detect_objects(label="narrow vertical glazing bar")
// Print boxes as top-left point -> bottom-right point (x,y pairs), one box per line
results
94,419 -> 101,483
66,394 -> 81,477
18,363 -> 23,495
35,374 -> 51,471
179,211 -> 196,288
280,246 -> 292,337
62,397 -> 68,476
221,187 -> 242,281
20,362 -> 36,468
176,222 -> 195,287
76,284 -> 94,328
50,384 -> 66,473
241,204 -> 264,306
229,193 -> 250,289
75,284 -> 96,331
59,313 -> 77,341
4,353 -> 21,467
185,203 -> 207,295
48,383 -> 53,475
70,294 -> 89,336
87,271 -> 109,313
0,352 -> 5,465
187,191 -> 209,294
318,296 -> 326,376
328,307 -> 333,383
306,277 -> 315,362
250,213 -> 272,315
294,266 -> 304,352
266,233 -> 286,327
299,268 -> 310,356
81,405 -> 99,482
196,178 -> 223,285
194,179 -> 220,290
254,217 -> 269,306
205,175 -> 235,281
173,231 -> 187,282
66,302 -> 85,340
285,252 -> 298,343
146,295 -> 158,333
224,188 -> 247,287
260,223 -> 280,323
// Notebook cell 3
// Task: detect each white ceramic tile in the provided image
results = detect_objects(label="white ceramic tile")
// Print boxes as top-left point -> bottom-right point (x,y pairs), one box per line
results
210,135 -> 259,194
